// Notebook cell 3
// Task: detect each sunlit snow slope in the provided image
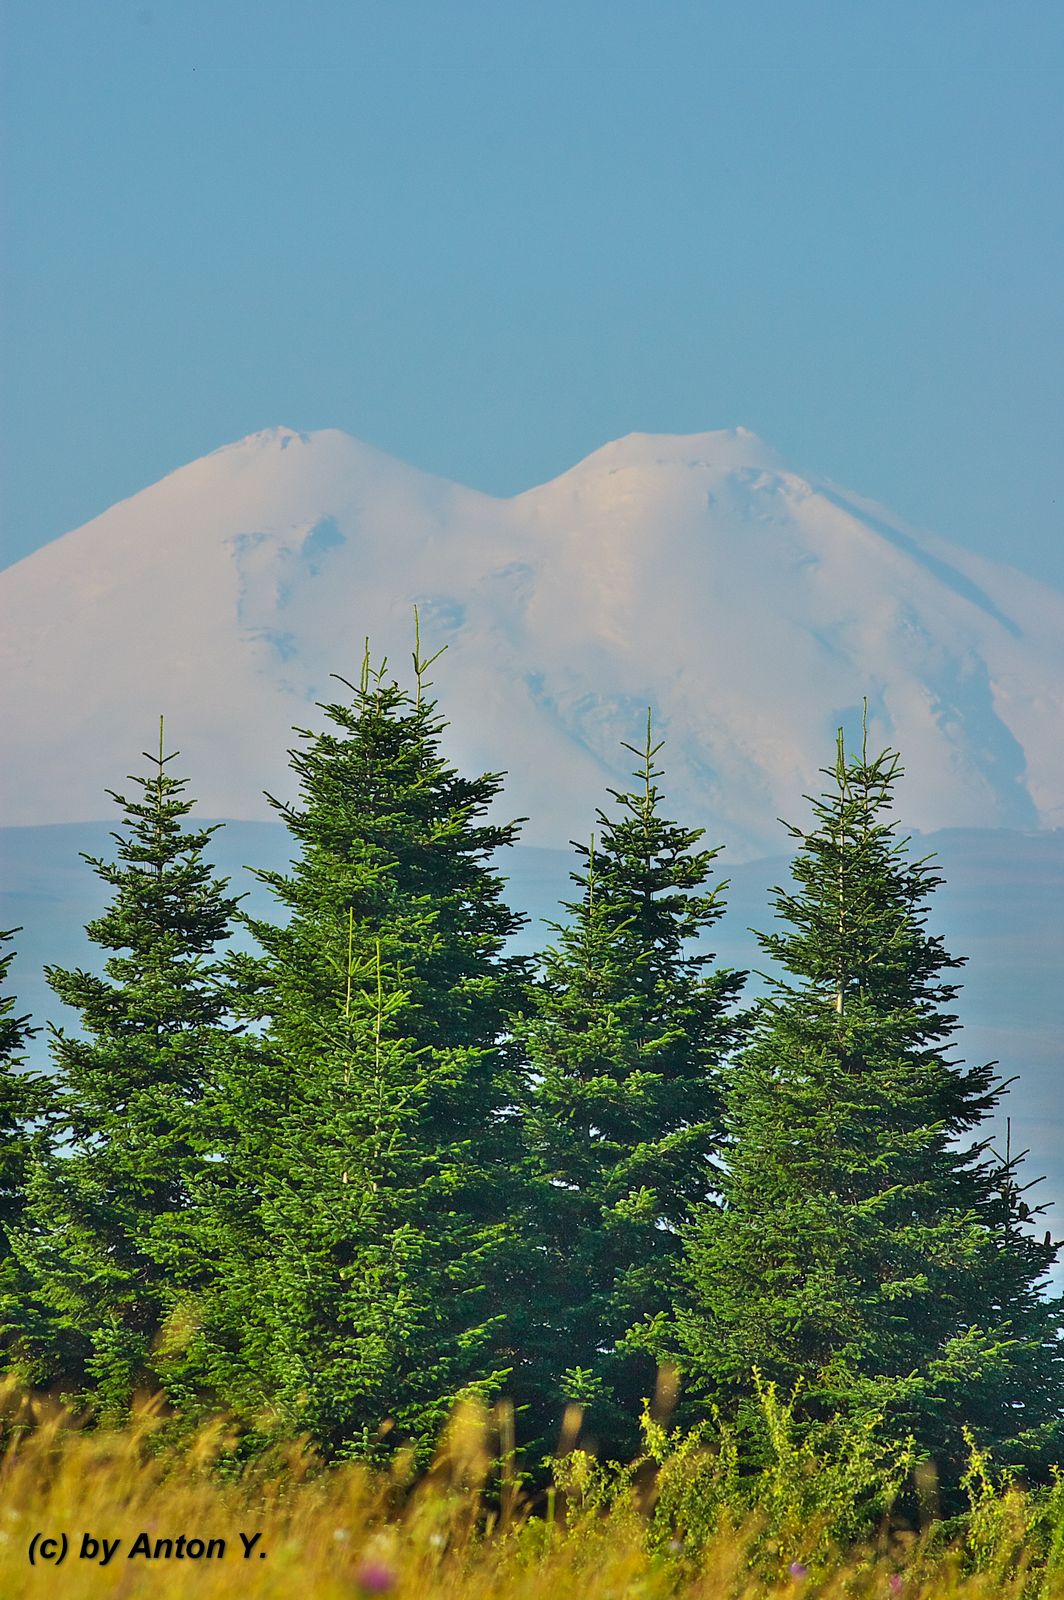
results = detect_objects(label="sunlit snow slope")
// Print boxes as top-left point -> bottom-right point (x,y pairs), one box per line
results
3,425 -> 1063,856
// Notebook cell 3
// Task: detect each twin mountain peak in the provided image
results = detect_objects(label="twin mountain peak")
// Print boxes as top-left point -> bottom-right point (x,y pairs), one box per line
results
3,426 -> 1062,857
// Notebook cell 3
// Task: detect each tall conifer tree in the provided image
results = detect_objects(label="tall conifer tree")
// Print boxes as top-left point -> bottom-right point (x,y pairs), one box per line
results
198,640 -> 530,1457
10,725 -> 242,1411
675,729 -> 1064,1475
0,929 -> 53,1311
519,718 -> 745,1452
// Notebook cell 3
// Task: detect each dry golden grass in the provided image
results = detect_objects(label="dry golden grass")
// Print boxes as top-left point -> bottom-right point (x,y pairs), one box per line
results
1,1384 -> 1061,1600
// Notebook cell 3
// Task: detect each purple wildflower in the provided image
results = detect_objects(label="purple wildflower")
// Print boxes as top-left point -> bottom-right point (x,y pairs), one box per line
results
355,1561 -> 396,1594
888,1577 -> 904,1594
789,1560 -> 809,1580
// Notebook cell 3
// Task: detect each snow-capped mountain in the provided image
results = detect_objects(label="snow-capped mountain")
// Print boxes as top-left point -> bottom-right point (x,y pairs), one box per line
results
3,425 -> 1063,857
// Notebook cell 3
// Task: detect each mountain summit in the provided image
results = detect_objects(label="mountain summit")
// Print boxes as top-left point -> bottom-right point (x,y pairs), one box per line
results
3,427 -> 1062,856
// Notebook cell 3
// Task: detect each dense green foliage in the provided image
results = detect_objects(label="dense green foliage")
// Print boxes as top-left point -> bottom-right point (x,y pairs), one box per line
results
0,658 -> 1060,1498
517,718 -> 745,1453
0,927 -> 45,1252
182,647 -> 530,1456
674,731 -> 1064,1477
0,926 -> 54,1361
6,723 -> 242,1412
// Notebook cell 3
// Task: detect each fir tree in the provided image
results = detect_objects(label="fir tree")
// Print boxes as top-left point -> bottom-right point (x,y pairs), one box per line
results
675,727 -> 1064,1476
0,929 -> 52,1278
518,716 -> 745,1453
10,723 -> 242,1411
196,638 -> 530,1457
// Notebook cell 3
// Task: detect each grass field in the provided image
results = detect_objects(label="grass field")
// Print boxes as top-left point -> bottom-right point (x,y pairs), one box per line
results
2,1384 -> 1062,1599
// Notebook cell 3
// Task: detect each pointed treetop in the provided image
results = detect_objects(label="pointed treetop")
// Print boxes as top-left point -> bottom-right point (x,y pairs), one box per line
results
412,605 -> 447,709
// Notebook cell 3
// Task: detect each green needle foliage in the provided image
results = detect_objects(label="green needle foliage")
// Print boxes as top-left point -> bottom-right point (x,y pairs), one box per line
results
675,726 -> 1064,1481
9,723 -> 243,1413
0,930 -> 33,1069
519,716 -> 746,1455
0,928 -> 46,1250
0,926 -> 55,1359
197,639 -> 530,1458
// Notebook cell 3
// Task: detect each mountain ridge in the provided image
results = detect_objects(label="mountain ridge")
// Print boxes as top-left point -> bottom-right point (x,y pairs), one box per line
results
3,424 -> 1063,854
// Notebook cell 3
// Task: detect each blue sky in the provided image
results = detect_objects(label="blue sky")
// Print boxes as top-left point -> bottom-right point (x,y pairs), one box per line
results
2,1 -> 1061,585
